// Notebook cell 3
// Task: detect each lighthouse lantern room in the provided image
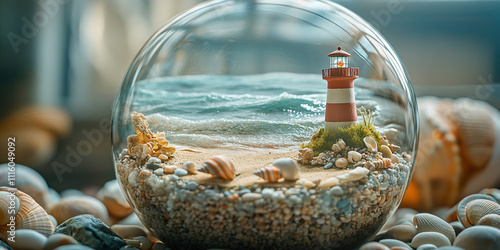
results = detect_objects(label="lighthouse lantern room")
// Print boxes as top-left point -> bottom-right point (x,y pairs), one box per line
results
322,47 -> 359,132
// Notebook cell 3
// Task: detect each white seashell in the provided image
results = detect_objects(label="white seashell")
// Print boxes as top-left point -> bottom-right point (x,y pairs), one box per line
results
50,196 -> 109,225
453,225 -> 500,250
335,158 -> 348,168
253,166 -> 283,182
318,177 -> 340,188
182,161 -> 196,174
196,155 -> 236,180
413,213 -> 456,244
477,214 -> 500,229
388,144 -> 401,153
384,224 -> 417,242
391,154 -> 400,164
163,165 -> 177,174
347,151 -> 362,163
299,148 -> 314,161
97,180 -> 133,219
379,239 -> 412,249
8,229 -> 47,250
380,136 -> 389,146
457,194 -> 496,227
373,158 -> 392,169
297,178 -> 316,188
0,190 -> 20,224
331,139 -> 346,153
411,232 -> 451,248
0,164 -> 50,209
381,145 -> 393,159
364,137 -> 378,152
272,158 -> 299,181
44,233 -> 79,250
465,199 -> 500,226
0,188 -> 55,240
337,167 -> 369,183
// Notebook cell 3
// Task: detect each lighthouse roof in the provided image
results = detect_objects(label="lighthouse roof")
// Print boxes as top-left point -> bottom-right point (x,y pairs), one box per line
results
328,47 -> 351,57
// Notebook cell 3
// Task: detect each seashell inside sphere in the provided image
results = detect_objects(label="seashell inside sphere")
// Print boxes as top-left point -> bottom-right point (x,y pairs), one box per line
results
0,188 -> 55,240
0,190 -> 20,225
50,196 -> 109,225
337,167 -> 369,183
364,136 -> 378,152
331,139 -> 346,153
381,145 -> 393,159
253,166 -> 283,182
453,225 -> 500,250
272,158 -> 299,181
465,199 -> 500,226
196,155 -> 236,180
373,158 -> 392,169
335,158 -> 348,168
457,194 -> 496,227
348,151 -> 362,163
97,180 -> 133,219
413,213 -> 455,244
318,177 -> 340,188
410,232 -> 451,248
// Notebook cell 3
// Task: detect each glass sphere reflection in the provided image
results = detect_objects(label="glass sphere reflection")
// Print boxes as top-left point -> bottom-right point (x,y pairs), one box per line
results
112,0 -> 418,249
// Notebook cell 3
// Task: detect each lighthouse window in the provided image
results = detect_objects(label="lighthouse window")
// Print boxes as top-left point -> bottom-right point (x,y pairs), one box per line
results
331,57 -> 348,68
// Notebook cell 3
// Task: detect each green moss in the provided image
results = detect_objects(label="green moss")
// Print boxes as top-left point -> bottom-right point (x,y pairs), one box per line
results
301,107 -> 382,155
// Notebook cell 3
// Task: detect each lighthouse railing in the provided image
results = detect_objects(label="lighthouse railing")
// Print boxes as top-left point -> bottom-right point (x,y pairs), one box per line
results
322,68 -> 359,78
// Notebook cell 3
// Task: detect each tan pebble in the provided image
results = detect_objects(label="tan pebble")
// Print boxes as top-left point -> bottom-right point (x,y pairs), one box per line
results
126,236 -> 153,250
457,194 -> 496,227
97,180 -> 133,219
384,224 -> 417,242
381,145 -> 393,159
477,214 -> 500,229
318,177 -> 339,188
44,233 -> 79,250
335,158 -> 348,168
9,229 -> 47,250
158,154 -> 169,161
379,239 -> 412,249
391,154 -> 400,164
111,225 -> 147,239
182,161 -> 196,174
297,178 -> 315,188
359,242 -> 390,250
163,165 -> 177,174
348,151 -> 362,163
364,136 -> 378,152
50,196 -> 109,225
411,232 -> 451,248
465,199 -> 500,226
413,213 -> 455,244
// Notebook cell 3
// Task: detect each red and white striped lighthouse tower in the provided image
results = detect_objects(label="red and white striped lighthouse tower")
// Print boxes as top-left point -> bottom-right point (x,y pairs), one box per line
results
322,47 -> 359,132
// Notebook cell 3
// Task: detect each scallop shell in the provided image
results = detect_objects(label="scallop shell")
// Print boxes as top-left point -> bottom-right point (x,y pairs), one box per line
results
337,167 -> 369,183
413,213 -> 456,244
364,137 -> 378,152
196,155 -> 236,180
331,139 -> 346,153
50,196 -> 109,224
348,151 -> 362,163
253,166 -> 283,182
272,158 -> 299,181
465,199 -> 500,226
410,232 -> 451,248
335,158 -> 348,168
0,190 -> 20,225
457,194 -> 497,227
381,145 -> 393,159
373,158 -> 392,169
0,188 -> 55,240
318,177 -> 340,188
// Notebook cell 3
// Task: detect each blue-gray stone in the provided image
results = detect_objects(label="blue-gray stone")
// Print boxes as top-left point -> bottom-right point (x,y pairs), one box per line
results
324,162 -> 334,169
185,181 -> 198,191
337,199 -> 351,212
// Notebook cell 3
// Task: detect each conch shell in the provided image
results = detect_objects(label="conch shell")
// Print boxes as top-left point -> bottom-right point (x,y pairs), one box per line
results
253,166 -> 282,182
197,155 -> 236,180
0,187 -> 55,240
331,139 -> 346,153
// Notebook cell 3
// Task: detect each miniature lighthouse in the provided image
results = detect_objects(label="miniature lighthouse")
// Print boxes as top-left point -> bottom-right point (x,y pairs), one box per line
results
322,47 -> 359,132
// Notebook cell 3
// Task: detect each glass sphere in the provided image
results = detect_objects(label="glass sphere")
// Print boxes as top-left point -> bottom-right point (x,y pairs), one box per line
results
112,0 -> 418,249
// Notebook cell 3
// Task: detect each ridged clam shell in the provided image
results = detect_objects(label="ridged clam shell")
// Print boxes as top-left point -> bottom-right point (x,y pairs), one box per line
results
413,213 -> 456,244
337,167 -> 369,183
331,139 -> 346,153
410,232 -> 451,248
381,145 -> 393,159
50,196 -> 109,224
253,166 -> 282,182
0,190 -> 20,224
0,188 -> 55,240
457,194 -> 497,227
465,199 -> 500,226
0,164 -> 50,210
364,137 -> 378,152
196,155 -> 236,180
335,158 -> 349,168
348,151 -> 362,163
373,158 -> 392,169
477,214 -> 500,229
272,158 -> 299,181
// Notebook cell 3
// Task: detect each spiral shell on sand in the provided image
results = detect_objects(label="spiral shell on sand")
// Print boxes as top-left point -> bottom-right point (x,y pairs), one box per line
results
196,155 -> 236,180
347,151 -> 362,163
50,196 -> 109,224
363,137 -> 378,152
331,139 -> 346,153
0,188 -> 55,240
465,199 -> 500,226
413,213 -> 455,244
253,166 -> 282,182
272,158 -> 299,181
457,194 -> 497,227
373,158 -> 392,169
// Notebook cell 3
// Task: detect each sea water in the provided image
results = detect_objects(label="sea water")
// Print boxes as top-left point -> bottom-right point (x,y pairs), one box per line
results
133,73 -> 402,149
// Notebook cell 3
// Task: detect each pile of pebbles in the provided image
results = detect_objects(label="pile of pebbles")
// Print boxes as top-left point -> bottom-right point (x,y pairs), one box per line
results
359,189 -> 500,250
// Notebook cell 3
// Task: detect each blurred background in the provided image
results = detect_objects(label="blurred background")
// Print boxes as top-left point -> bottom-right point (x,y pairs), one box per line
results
0,0 -> 499,208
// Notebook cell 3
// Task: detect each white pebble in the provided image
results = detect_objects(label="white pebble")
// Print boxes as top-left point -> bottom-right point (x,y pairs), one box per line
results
335,158 -> 348,168
182,161 -> 196,174
10,229 -> 47,250
153,168 -> 164,176
174,169 -> 188,176
164,165 -> 177,174
241,193 -> 262,202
